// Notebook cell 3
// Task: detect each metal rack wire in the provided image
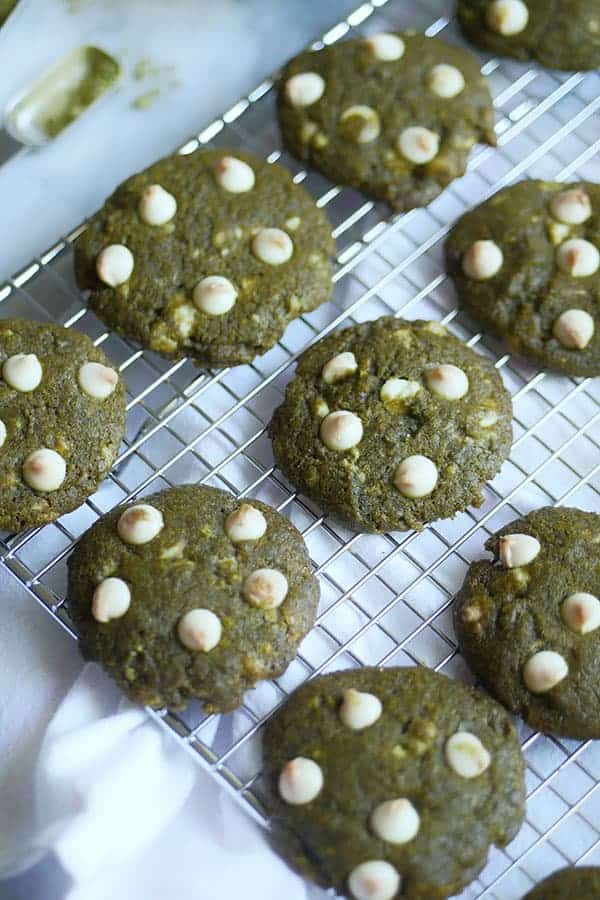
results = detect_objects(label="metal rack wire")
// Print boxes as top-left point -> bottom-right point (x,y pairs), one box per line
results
1,0 -> 599,896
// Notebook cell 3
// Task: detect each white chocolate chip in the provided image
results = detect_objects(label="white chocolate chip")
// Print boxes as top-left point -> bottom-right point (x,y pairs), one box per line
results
394,455 -> 438,498
278,758 -> 323,805
0,419 -> 5,448
556,238 -> 600,277
78,362 -> 119,400
380,378 -> 420,404
428,64 -> 465,99
244,568 -> 288,609
523,650 -> 568,694
96,244 -> 134,287
425,364 -> 469,401
322,352 -> 358,384
462,240 -> 504,280
487,0 -> 529,35
3,353 -> 42,392
397,126 -> 439,164
561,592 -> 600,635
22,448 -> 66,492
138,184 -> 177,226
225,503 -> 267,543
320,410 -> 363,451
339,688 -> 382,730
285,72 -> 325,107
550,188 -> 592,225
252,228 -> 293,266
340,105 -> 381,143
499,533 -> 541,568
479,410 -> 499,428
92,577 -> 131,623
177,608 -> 222,652
214,156 -> 255,193
117,503 -> 164,545
553,309 -> 595,350
445,731 -> 491,778
348,861 -> 401,900
371,799 -> 420,844
365,32 -> 405,61
193,275 -> 238,315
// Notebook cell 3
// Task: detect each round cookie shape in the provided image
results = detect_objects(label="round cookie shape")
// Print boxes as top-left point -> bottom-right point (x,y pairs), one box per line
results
277,32 -> 495,213
523,867 -> 600,899
74,148 -> 334,368
454,507 -> 600,739
457,0 -> 600,72
263,667 -> 525,900
66,485 -> 319,712
445,180 -> 600,377
269,317 -> 512,533
0,319 -> 125,532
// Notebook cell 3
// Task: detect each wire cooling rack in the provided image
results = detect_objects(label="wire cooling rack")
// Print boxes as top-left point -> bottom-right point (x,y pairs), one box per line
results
1,1 -> 600,896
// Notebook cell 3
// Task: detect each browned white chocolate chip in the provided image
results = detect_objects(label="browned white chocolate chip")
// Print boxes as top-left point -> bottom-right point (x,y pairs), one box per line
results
252,228 -> 293,265
425,364 -> 469,401
92,577 -> 131,623
556,238 -> 600,277
499,533 -> 540,568
394,455 -> 438,498
340,106 -> 381,143
22,448 -> 66,492
339,688 -> 382,730
428,64 -> 465,98
486,0 -> 529,35
561,592 -> 600,635
322,352 -> 358,384
285,72 -> 325,107
177,608 -> 222,652
3,353 -> 42,392
0,419 -> 5,448
462,240 -> 503,280
348,861 -> 401,900
96,244 -> 134,287
371,798 -> 420,844
243,568 -> 288,609
225,503 -> 267,543
380,378 -> 420,404
117,503 -> 164,545
214,156 -> 255,193
320,410 -> 363,451
138,184 -> 177,226
397,126 -> 439,164
365,32 -> 405,61
523,650 -> 568,693
78,362 -> 119,400
278,757 -> 323,805
193,276 -> 238,315
550,188 -> 592,225
445,731 -> 491,778
552,309 -> 595,350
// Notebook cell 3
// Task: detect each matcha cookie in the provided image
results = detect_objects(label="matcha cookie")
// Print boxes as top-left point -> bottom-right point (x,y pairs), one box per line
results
67,484 -> 319,712
0,0 -> 18,27
455,507 -> 600,739
457,1 -> 600,72
263,666 -> 525,900
269,317 -> 512,533
446,180 -> 600,376
523,867 -> 600,899
0,318 -> 125,532
74,149 -> 334,367
277,32 -> 495,212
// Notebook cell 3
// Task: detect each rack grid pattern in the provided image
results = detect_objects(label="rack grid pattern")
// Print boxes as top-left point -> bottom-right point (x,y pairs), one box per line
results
2,1 -> 600,896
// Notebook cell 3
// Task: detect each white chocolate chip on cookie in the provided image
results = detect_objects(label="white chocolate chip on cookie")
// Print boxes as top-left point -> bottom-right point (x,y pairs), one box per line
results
3,353 -> 42,392
397,126 -> 440,164
445,731 -> 491,778
252,228 -> 294,265
193,275 -> 238,315
322,352 -> 358,384
0,419 -> 6,448
138,184 -> 177,226
278,757 -> 323,805
285,72 -> 325,107
365,33 -> 405,61
523,650 -> 568,693
348,861 -> 401,900
425,364 -> 469,400
380,378 -> 420,404
117,503 -> 164,545
394,455 -> 438,498
178,608 -> 222,652
428,64 -> 465,98
339,688 -> 382,730
499,533 -> 541,568
553,309 -> 595,350
92,577 -> 131,623
320,410 -> 363,451
214,156 -> 255,193
556,238 -> 600,277
550,188 -> 592,225
244,568 -> 288,609
78,362 -> 119,400
486,0 -> 529,35
462,240 -> 503,280
23,448 -> 66,492
371,798 -> 420,844
225,503 -> 267,543
340,106 -> 381,143
96,244 -> 134,287
561,592 -> 600,635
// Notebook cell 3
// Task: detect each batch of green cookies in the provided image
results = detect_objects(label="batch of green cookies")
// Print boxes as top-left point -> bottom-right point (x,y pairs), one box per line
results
1,3 -> 599,898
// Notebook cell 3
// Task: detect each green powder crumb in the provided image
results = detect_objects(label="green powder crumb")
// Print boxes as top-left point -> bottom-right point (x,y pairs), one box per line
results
132,89 -> 160,110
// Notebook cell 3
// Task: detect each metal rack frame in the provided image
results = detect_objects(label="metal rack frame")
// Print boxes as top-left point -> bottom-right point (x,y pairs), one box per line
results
1,1 -> 599,896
